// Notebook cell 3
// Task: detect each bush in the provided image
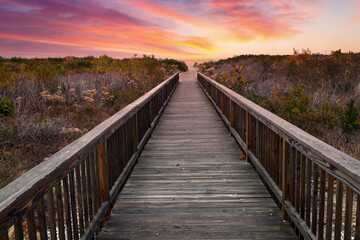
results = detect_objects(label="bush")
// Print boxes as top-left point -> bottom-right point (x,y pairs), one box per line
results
341,99 -> 360,134
0,97 -> 15,117
121,88 -> 143,104
160,59 -> 188,72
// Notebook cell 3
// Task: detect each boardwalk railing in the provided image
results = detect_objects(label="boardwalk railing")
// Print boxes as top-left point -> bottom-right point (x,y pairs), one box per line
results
198,72 -> 360,240
0,72 -> 179,240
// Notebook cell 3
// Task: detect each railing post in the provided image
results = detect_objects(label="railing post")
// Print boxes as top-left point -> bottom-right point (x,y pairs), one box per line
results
230,100 -> 234,136
0,232 -> 8,240
282,132 -> 289,220
149,100 -> 152,127
134,113 -> 138,151
221,93 -> 225,113
245,111 -> 251,162
98,136 -> 109,204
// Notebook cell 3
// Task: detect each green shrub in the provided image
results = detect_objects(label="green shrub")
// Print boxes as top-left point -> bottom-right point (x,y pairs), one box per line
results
341,99 -> 360,134
266,86 -> 314,131
0,97 -> 15,117
160,59 -> 188,72
121,88 -> 143,104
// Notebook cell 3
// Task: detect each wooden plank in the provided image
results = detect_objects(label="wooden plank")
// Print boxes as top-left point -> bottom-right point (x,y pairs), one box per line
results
311,164 -> 319,235
62,177 -> 72,239
75,165 -> 85,235
334,182 -> 344,240
284,201 -> 317,240
300,154 -> 306,220
344,186 -> 353,240
46,189 -> 57,240
318,169 -> 326,240
26,209 -> 36,240
281,132 -> 287,220
80,160 -> 89,228
305,158 -> 312,227
325,174 -> 334,240
197,73 -> 360,195
36,198 -> 47,240
356,195 -> 360,240
14,217 -> 23,240
85,157 -> 93,220
0,73 -> 180,227
98,140 -> 109,204
0,232 -> 8,240
97,72 -> 297,239
55,182 -> 65,240
69,171 -> 79,240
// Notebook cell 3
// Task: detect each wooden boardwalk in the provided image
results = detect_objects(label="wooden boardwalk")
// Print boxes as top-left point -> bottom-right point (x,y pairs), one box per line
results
97,71 -> 297,239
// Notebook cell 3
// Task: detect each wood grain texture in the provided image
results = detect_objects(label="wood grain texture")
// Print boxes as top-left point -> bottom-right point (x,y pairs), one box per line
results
97,71 -> 296,239
198,72 -> 360,195
0,73 -> 179,230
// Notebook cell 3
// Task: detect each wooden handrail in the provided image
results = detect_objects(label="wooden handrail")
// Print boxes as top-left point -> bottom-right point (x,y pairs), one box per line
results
0,72 -> 179,239
198,72 -> 360,240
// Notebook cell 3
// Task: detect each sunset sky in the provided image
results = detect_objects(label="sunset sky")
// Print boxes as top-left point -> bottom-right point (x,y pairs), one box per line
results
0,0 -> 359,60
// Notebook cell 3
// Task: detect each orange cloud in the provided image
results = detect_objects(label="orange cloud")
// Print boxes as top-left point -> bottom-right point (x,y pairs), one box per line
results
1,0 -> 356,59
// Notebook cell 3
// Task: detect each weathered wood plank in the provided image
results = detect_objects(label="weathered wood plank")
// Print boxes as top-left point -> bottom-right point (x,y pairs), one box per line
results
97,71 -> 296,239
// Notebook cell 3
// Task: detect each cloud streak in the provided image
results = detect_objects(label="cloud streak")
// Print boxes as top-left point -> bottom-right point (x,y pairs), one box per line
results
0,0 -> 357,59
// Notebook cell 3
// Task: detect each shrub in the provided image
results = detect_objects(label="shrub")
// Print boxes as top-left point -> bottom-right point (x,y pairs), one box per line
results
121,88 -> 143,104
341,99 -> 360,134
0,97 -> 15,117
160,59 -> 188,72
266,86 -> 314,130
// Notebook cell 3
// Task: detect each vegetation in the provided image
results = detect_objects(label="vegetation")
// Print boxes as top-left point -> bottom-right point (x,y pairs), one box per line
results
197,49 -> 360,160
0,55 -> 187,188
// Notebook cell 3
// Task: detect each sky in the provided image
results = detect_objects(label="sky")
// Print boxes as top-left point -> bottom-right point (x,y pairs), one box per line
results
0,0 -> 359,61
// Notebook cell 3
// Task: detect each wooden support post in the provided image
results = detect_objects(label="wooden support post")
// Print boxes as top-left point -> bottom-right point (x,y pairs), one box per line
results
134,114 -> 138,152
98,137 -> 109,204
149,100 -> 152,127
245,111 -> 249,162
14,217 -> 24,240
282,132 -> 289,220
230,100 -> 234,136
0,232 -> 8,240
221,93 -> 225,113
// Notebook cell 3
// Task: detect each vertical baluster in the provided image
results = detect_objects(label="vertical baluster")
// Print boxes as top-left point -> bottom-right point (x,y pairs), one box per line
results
300,154 -> 306,220
344,187 -> 353,240
245,111 -> 251,162
295,151 -> 301,214
255,119 -> 260,160
55,182 -> 65,240
46,189 -> 57,239
75,166 -> 84,236
37,198 -> 47,240
318,169 -> 326,240
92,151 -> 101,210
69,171 -> 79,240
334,182 -> 344,240
311,164 -> 319,235
14,217 -> 24,240
0,231 -> 9,240
26,208 -> 37,240
356,195 -> 360,240
81,161 -> 89,227
98,138 -> 109,205
63,176 -> 73,240
230,100 -> 234,136
325,174 -> 334,240
305,158 -> 312,227
281,133 -> 290,220
86,157 -> 93,220
278,132 -> 282,188
290,147 -> 296,207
